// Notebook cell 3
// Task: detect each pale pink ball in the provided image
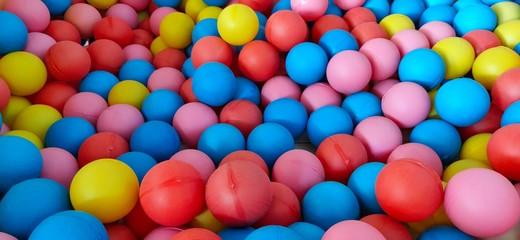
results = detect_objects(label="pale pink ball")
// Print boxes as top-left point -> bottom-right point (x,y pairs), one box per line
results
106,3 -> 139,29
371,79 -> 399,99
359,38 -> 401,81
0,123 -> 9,135
3,0 -> 50,32
334,0 -> 366,10
323,220 -> 385,240
353,116 -> 403,162
326,50 -> 372,94
64,3 -> 103,39
172,102 -> 218,148
300,82 -> 342,113
147,67 -> 186,93
96,104 -> 145,141
391,29 -> 430,56
24,32 -> 56,59
40,147 -> 79,188
419,21 -> 456,46
387,143 -> 443,177
261,75 -> 302,108
290,0 -> 328,21
0,232 -> 17,240
170,149 -> 216,183
381,82 -> 431,128
272,149 -> 325,200
63,92 -> 108,126
123,44 -> 153,62
144,226 -> 183,240
150,7 -> 177,36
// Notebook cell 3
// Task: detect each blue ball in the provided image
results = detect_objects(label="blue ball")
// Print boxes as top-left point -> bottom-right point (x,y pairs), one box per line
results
233,77 -> 261,105
0,179 -> 71,239
219,227 -> 255,240
254,25 -> 267,41
307,106 -> 354,147
182,57 -> 196,78
435,78 -> 490,127
410,119 -> 461,165
116,151 -> 157,183
0,11 -> 28,55
0,136 -> 42,195
264,98 -> 308,139
256,12 -> 268,26
452,0 -> 484,11
341,92 -> 382,125
481,0 -> 509,5
398,48 -> 446,90
363,0 -> 391,21
118,59 -> 155,85
192,18 -> 219,43
79,71 -> 120,100
419,226 -> 475,240
153,0 -> 181,7
288,222 -> 325,240
347,162 -> 385,214
203,0 -> 228,6
302,181 -> 360,230
186,42 -> 194,57
419,5 -> 457,26
193,62 -> 237,107
42,0 -> 71,16
130,120 -> 180,162
318,29 -> 358,58
286,42 -> 328,86
198,123 -> 245,165
29,210 -> 108,240
272,0 -> 292,13
423,0 -> 455,7
515,42 -> 520,55
141,89 -> 184,123
391,0 -> 426,24
453,4 -> 497,36
245,225 -> 303,240
501,100 -> 520,127
45,117 -> 96,156
325,0 -> 343,16
247,123 -> 295,169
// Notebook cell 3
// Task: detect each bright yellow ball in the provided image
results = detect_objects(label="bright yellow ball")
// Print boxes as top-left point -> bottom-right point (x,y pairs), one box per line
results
150,37 -> 169,56
13,104 -> 62,141
0,51 -> 47,96
491,2 -> 520,25
472,46 -> 520,90
160,12 -> 195,49
108,80 -> 150,109
86,0 -> 117,10
197,6 -> 222,22
407,181 -> 452,234
379,14 -> 415,37
432,37 -> 475,80
186,0 -> 208,21
3,130 -> 44,149
189,208 -> 226,233
460,133 -> 492,163
1,96 -> 31,128
442,159 -> 493,182
218,4 -> 259,46
494,19 -> 520,49
70,158 -> 139,223
428,87 -> 440,119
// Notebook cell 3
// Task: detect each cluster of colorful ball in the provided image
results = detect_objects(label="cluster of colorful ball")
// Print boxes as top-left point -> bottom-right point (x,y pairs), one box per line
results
1,0 -> 520,239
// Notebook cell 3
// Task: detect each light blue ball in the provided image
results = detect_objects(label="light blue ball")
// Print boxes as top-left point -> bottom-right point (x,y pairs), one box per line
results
514,42 -> 520,55
264,98 -> 308,139
118,59 -> 155,85
233,77 -> 260,105
116,151 -> 157,183
45,117 -> 96,156
288,222 -> 325,240
435,78 -> 490,127
481,0 -> 510,5
307,106 -> 354,147
247,123 -> 295,169
0,136 -> 42,195
142,89 -> 184,123
453,4 -> 497,36
198,123 -> 245,165
192,18 -> 219,43
79,71 -> 120,100
419,5 -> 457,26
182,57 -> 196,78
302,181 -> 360,230
424,0 -> 455,7
318,29 -> 358,59
254,25 -> 267,41
219,227 -> 255,240
272,0 -> 292,13
0,179 -> 71,239
286,42 -> 328,86
391,0 -> 426,24
501,100 -> 520,127
256,12 -> 268,26
0,11 -> 28,55
452,0 -> 483,10
325,1 -> 343,17
42,0 -> 71,16
153,0 -> 181,7
410,119 -> 462,165
398,48 -> 446,90
245,225 -> 303,240
29,210 -> 108,240
419,226 -> 475,240
347,162 -> 385,214
363,0 -> 391,21
203,0 -> 228,7
192,62 -> 237,107
130,120 -> 180,162
341,92 -> 382,125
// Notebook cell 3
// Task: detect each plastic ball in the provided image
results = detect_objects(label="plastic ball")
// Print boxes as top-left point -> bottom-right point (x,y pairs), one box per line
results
44,40 -> 91,85
326,50 -> 371,94
119,59 -> 156,85
192,62 -> 237,106
191,18 -> 219,43
492,68 -> 520,111
198,123 -> 245,165
453,4 -> 497,36
398,48 -> 445,90
185,0 -> 208,21
153,0 -> 181,7
388,143 -> 443,177
0,78 -> 9,112
496,20 -> 520,47
245,225 -> 303,240
444,168 -> 520,238
334,0 -> 365,10
108,80 -> 150,109
442,159 -> 492,182
238,40 -> 279,82
432,37 -> 475,80
390,30 -> 429,56
97,104 -> 145,141
419,226 -> 474,240
142,89 -> 183,123
343,7 -> 376,29
318,29 -> 358,59
460,133 -> 491,163
29,210 -> 108,240
41,0 -> 71,16
232,77 -> 261,106
0,51 -> 47,96
0,232 -> 16,240
419,5 -> 457,26
4,0 -> 49,33
263,98 -> 307,139
24,32 -> 56,60
31,81 -> 77,113
347,162 -> 385,214
172,228 -> 220,240
382,82 -> 431,128
130,120 -> 180,161
93,16 -> 133,48
341,92 -> 382,126
458,102 -> 503,140
79,71 -> 119,100
307,106 -> 354,147
311,15 -> 349,43
286,42 -> 328,86
253,182 -> 301,227
1,96 -> 31,128
77,132 -> 129,167
290,0 -> 327,21
379,14 -> 415,37
473,46 -> 520,90
187,208 -> 226,233
418,21 -> 456,46
44,117 -> 95,156
197,6 -> 223,21
217,4 -> 258,46
362,0 -> 390,21
147,68 -> 184,92
169,149 -> 214,183
86,0 -> 116,9
220,150 -> 269,176
150,7 -> 177,36
260,76 -> 301,107
191,36 -> 233,68
172,102 -> 218,147
265,10 -> 309,52
181,58 -> 196,78
300,83 -> 342,113
160,12 -> 195,49
351,22 -> 388,46
3,130 -> 44,149
360,214 -> 412,240
492,1 -> 520,24
116,151 -> 156,183
105,223 -> 137,240
410,119 -> 461,165
13,104 -> 62,141
123,200 -> 159,239
487,123 -> 520,180
218,227 -> 255,239
63,92 -> 108,126
247,123 -> 295,168
86,39 -> 125,75
390,0 -> 425,24
238,0 -> 271,12
153,48 -> 187,70
502,100 -> 520,126
144,226 -> 182,240
0,136 -> 42,195
40,147 -> 79,188
106,3 -> 139,28
64,3 -> 102,39
220,99 -> 262,137
462,29 -> 502,56
353,116 -> 402,162
288,222 -> 325,240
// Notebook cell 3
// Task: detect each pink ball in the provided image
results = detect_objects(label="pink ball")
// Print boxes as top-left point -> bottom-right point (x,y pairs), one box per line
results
64,3 -> 103,39
24,32 -> 56,59
123,44 -> 153,62
261,75 -> 302,108
327,50 -> 372,94
120,0 -> 150,11
96,104 -> 145,141
3,0 -> 50,32
323,220 -> 385,240
106,3 -> 139,29
334,0 -> 366,10
391,29 -> 430,56
170,149 -> 216,183
272,149 -> 325,200
63,92 -> 108,126
353,116 -> 403,162
300,82 -> 342,113
150,7 -> 177,36
0,123 -> 9,135
359,38 -> 401,81
253,182 -> 301,228
381,82 -> 430,128
371,79 -> 399,99
419,21 -> 456,46
147,67 -> 186,93
144,226 -> 183,240
445,168 -> 520,238
172,102 -> 218,148
290,0 -> 328,21
387,143 -> 443,177
40,147 -> 79,188
0,232 -> 17,240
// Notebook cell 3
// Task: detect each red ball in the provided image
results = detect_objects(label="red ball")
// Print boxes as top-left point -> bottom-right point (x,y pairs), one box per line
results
44,20 -> 81,43
462,29 -> 502,56
172,228 -> 221,240
351,22 -> 388,46
133,29 -> 154,48
311,15 -> 350,43
238,40 -> 280,82
0,78 -> 9,112
139,17 -> 153,33
86,39 -> 126,74
220,150 -> 269,176
77,132 -> 130,167
153,48 -> 187,70
191,36 -> 233,69
105,223 -> 137,240
253,182 -> 301,228
457,103 -> 503,140
315,134 -> 368,183
487,124 -> 520,181
93,16 -> 134,48
179,78 -> 198,103
492,67 -> 520,111
140,160 -> 205,226
360,214 -> 412,240
219,100 -> 263,138
44,40 -> 92,85
343,7 -> 377,30
30,81 -> 77,113
265,10 -> 309,52
375,159 -> 444,222
239,0 -> 272,12
123,199 -> 159,239
206,161 -> 273,227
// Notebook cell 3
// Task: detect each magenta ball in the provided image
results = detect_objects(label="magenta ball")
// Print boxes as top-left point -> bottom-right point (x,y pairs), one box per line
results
387,143 -> 443,177
96,104 -> 145,141
261,76 -> 302,108
359,38 -> 401,81
63,92 -> 109,126
381,82 -> 431,128
353,116 -> 403,162
300,82 -> 342,113
123,44 -> 153,62
144,226 -> 183,240
40,147 -> 79,189
0,232 -> 17,240
371,79 -> 400,99
327,50 -> 372,94
172,102 -> 218,148
419,21 -> 456,46
0,123 -> 9,135
120,0 -> 150,11
106,3 -> 139,29
334,0 -> 366,10
169,149 -> 215,183
323,220 -> 385,240
147,67 -> 186,93
3,0 -> 50,32
391,29 -> 430,56
150,7 -> 177,36
24,32 -> 56,59
445,168 -> 520,238
290,0 -> 328,21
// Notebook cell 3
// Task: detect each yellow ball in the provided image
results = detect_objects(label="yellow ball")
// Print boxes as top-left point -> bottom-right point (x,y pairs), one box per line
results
1,96 -> 31,128
108,80 -> 150,109
0,51 -> 47,96
218,4 -> 259,46
442,159 -> 493,182
189,208 -> 226,233
179,0 -> 189,11
70,158 -> 139,223
491,2 -> 520,25
494,19 -> 520,49
432,37 -> 475,80
186,0 -> 208,21
13,104 -> 62,141
150,37 -> 169,56
379,14 -> 415,37
407,181 -> 452,234
472,46 -> 520,90
428,87 -> 439,119
197,6 -> 222,22
86,0 -> 117,10
3,130 -> 44,149
460,133 -> 492,163
160,12 -> 195,49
